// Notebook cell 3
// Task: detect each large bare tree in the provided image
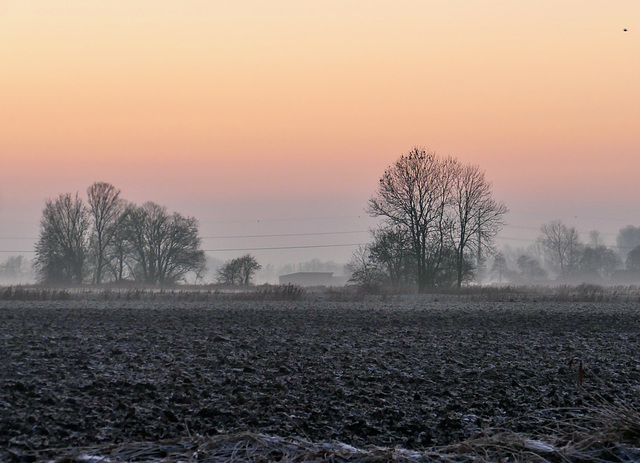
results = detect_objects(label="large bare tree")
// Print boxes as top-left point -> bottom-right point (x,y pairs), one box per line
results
124,202 -> 206,285
367,147 -> 506,291
35,193 -> 90,284
367,148 -> 455,291
449,163 -> 508,287
87,182 -> 123,284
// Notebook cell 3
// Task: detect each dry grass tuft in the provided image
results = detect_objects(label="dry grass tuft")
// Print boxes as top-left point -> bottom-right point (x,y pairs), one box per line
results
10,403 -> 640,463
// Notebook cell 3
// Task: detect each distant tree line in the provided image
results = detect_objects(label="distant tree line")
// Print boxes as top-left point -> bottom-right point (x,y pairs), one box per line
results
279,258 -> 347,276
489,222 -> 640,284
34,182 -> 206,285
0,256 -> 33,284
348,147 -> 507,291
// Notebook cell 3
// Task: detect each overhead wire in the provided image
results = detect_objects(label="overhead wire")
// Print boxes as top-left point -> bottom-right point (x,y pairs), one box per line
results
203,243 -> 366,252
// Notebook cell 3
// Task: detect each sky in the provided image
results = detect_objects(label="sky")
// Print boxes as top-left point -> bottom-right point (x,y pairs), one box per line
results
1,1 -> 638,277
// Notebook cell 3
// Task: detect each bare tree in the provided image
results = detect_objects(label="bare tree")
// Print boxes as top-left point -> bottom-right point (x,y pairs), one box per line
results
238,255 -> 261,285
539,220 -> 583,277
217,258 -> 243,285
217,254 -> 261,286
449,163 -> 507,288
346,245 -> 386,291
35,193 -> 90,284
368,225 -> 414,286
104,202 -> 136,282
87,182 -> 123,284
367,148 -> 456,291
124,202 -> 206,285
367,147 -> 506,290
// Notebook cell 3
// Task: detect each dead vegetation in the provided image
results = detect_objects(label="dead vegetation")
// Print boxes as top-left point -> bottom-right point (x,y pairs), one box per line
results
8,399 -> 640,463
3,283 -> 640,304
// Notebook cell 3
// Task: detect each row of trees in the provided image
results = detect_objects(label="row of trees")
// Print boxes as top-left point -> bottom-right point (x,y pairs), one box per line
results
34,182 -> 206,285
349,148 -> 508,291
0,256 -> 33,284
490,222 -> 640,284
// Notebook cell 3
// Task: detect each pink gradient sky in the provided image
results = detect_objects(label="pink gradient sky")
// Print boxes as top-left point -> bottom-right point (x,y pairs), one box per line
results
1,1 -> 638,270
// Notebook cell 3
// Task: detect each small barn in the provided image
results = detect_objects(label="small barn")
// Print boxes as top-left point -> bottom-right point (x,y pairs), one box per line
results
279,272 -> 345,287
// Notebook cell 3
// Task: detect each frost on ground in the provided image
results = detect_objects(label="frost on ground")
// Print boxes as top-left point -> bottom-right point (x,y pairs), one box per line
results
2,301 -> 640,461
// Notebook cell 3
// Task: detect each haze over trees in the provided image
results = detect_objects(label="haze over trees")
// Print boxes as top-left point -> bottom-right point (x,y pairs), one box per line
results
353,147 -> 507,291
538,220 -> 583,278
486,222 -> 639,285
0,256 -> 34,284
617,226 -> 640,260
34,182 -> 206,285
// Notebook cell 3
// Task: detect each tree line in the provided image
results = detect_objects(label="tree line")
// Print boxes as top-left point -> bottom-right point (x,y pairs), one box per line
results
348,147 -> 507,291
34,182 -> 206,285
490,222 -> 640,284
0,256 -> 33,284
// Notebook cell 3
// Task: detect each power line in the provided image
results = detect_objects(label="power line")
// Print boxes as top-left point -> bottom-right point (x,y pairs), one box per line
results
0,230 -> 372,242
0,242 -> 366,254
203,243 -> 365,252
199,214 -> 370,225
201,230 -> 369,239
497,236 -> 537,243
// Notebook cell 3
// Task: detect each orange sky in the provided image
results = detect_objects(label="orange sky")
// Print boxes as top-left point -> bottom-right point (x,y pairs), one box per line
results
1,1 -> 639,267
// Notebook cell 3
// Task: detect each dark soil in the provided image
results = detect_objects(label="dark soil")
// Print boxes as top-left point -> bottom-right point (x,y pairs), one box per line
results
2,301 -> 640,459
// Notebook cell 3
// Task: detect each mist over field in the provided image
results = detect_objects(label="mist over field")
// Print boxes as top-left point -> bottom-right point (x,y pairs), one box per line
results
1,1 -> 639,288
2,2 -> 640,461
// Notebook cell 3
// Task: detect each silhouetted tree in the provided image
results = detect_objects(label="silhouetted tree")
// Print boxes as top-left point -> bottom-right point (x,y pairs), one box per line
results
538,220 -> 583,277
104,202 -> 136,282
449,163 -> 508,287
217,258 -> 242,285
368,148 -> 456,291
238,254 -> 261,285
87,182 -> 123,284
367,147 -> 506,290
123,202 -> 206,285
34,185 -> 207,286
35,193 -> 90,284
346,245 -> 386,292
368,225 -> 414,286
217,254 -> 261,285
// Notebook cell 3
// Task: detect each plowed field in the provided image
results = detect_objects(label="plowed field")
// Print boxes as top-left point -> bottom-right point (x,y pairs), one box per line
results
2,301 -> 640,460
